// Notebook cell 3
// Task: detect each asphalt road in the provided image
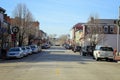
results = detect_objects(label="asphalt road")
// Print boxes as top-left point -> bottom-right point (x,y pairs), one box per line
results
0,46 -> 120,80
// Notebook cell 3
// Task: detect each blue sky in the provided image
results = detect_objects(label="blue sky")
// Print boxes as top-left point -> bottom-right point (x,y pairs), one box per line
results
0,0 -> 120,36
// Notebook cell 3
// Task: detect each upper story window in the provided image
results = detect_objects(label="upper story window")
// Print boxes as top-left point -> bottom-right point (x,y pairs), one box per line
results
110,26 -> 114,33
104,25 -> 108,33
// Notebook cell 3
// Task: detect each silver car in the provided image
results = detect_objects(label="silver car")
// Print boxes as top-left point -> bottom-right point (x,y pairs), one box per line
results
7,47 -> 24,59
30,45 -> 39,53
26,46 -> 32,55
21,46 -> 29,56
93,45 -> 114,61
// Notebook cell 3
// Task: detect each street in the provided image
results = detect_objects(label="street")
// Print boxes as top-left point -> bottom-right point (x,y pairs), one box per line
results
0,46 -> 120,80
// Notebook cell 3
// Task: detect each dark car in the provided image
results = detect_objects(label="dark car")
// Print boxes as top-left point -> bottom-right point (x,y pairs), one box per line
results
72,46 -> 81,52
81,46 -> 95,56
42,44 -> 50,49
64,44 -> 72,49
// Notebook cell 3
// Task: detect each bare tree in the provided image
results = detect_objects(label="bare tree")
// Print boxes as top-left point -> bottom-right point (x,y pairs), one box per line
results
48,34 -> 57,45
12,3 -> 35,46
87,15 -> 105,46
58,34 -> 68,45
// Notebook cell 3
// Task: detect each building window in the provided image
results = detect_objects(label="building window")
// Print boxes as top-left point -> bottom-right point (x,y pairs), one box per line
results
110,26 -> 114,33
104,26 -> 108,33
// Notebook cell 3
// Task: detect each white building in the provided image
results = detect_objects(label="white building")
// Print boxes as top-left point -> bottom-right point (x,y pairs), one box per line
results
80,19 -> 120,52
98,34 -> 120,52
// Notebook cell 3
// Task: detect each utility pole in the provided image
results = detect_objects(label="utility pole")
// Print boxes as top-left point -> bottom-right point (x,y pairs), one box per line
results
117,6 -> 120,56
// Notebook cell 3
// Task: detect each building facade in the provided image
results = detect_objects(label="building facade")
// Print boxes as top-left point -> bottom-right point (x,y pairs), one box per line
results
70,23 -> 84,46
81,19 -> 120,51
0,7 -> 12,58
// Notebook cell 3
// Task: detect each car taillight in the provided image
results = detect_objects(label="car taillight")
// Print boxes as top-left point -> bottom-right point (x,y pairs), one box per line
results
98,52 -> 100,54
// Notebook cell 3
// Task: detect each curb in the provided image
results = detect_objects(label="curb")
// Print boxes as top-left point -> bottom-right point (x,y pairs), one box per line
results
117,61 -> 120,63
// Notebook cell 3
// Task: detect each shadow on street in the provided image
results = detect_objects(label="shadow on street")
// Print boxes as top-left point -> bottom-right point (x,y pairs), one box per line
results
0,50 -> 95,64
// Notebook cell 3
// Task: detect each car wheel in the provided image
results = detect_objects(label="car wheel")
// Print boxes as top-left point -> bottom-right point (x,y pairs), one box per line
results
108,59 -> 113,62
96,57 -> 101,61
93,56 -> 95,59
18,54 -> 23,59
83,52 -> 86,56
95,55 -> 99,61
74,50 -> 76,53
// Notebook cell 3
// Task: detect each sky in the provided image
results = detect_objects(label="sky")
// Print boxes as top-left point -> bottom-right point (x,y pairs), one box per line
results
0,0 -> 120,37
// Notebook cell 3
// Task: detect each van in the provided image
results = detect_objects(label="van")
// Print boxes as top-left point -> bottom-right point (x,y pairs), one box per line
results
93,45 -> 114,61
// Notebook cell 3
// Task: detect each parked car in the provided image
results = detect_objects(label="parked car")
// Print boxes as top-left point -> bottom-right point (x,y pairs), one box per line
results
46,44 -> 51,48
42,44 -> 48,49
7,47 -> 24,59
81,46 -> 95,56
38,45 -> 42,52
93,45 -> 114,61
21,46 -> 29,56
42,44 -> 50,49
72,46 -> 81,52
64,44 -> 72,49
30,45 -> 39,53
26,46 -> 32,55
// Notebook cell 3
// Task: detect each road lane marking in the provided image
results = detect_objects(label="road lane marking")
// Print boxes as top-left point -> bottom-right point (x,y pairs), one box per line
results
56,69 -> 60,75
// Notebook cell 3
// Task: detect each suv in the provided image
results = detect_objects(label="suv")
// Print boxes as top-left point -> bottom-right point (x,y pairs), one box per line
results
93,45 -> 114,61
81,46 -> 95,56
72,46 -> 81,53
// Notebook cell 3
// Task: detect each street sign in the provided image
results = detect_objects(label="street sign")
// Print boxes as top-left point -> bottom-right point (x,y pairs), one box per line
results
12,26 -> 19,33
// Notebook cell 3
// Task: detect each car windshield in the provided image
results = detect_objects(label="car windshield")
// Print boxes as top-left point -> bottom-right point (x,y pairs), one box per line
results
9,48 -> 20,51
22,47 -> 25,50
100,47 -> 113,51
26,47 -> 30,49
31,46 -> 36,48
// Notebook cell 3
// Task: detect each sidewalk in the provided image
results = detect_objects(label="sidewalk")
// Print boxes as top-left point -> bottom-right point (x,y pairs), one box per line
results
114,56 -> 120,61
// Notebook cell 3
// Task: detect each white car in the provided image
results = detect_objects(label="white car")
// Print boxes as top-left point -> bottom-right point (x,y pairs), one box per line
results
21,46 -> 29,56
7,47 -> 24,59
26,46 -> 33,55
30,45 -> 39,53
93,45 -> 114,61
